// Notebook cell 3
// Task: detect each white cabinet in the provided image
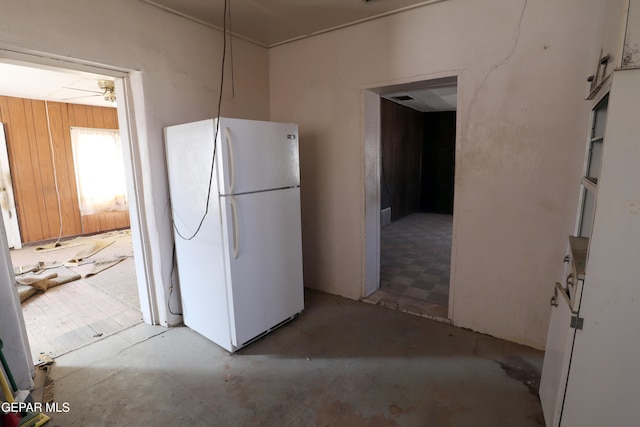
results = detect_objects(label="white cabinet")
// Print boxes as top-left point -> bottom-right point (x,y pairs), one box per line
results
539,237 -> 587,427
539,67 -> 640,426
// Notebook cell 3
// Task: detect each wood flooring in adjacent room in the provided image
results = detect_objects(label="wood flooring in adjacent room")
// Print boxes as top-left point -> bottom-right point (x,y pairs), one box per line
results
10,230 -> 141,363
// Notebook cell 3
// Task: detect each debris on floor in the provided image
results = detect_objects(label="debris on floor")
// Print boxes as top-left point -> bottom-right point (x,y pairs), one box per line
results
15,271 -> 58,291
34,240 -> 84,252
33,353 -> 56,405
64,239 -> 114,265
85,255 -> 129,278
12,234 -> 131,303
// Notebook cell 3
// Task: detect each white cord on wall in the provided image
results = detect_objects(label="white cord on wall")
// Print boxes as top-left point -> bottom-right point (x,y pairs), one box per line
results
44,100 -> 64,243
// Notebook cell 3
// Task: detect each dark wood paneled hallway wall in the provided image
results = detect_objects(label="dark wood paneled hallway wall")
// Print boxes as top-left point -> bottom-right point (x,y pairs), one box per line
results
380,98 -> 456,222
0,96 -> 129,243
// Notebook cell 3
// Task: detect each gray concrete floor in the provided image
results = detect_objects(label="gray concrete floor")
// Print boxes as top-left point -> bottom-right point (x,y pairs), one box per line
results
36,290 -> 544,426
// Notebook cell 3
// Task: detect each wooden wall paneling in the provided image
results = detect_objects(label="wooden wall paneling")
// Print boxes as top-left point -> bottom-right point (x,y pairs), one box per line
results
32,100 -> 64,240
68,104 -> 89,128
406,110 -> 423,216
380,99 -> 395,210
9,97 -> 46,242
102,107 -> 119,129
81,214 -> 97,234
393,104 -> 409,219
68,104 -> 118,130
420,112 -> 456,214
380,98 -> 423,222
103,213 -> 116,230
93,106 -> 107,128
1,96 -> 125,244
116,211 -> 130,228
81,211 -> 130,235
0,96 -> 7,123
50,102 -> 82,236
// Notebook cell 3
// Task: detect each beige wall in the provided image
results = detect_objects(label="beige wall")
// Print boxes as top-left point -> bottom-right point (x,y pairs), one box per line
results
269,0 -> 625,348
0,0 -> 270,318
0,0 -> 269,384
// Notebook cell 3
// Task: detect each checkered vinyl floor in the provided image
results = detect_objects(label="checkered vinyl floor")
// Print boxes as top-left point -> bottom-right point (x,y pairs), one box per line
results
365,212 -> 452,320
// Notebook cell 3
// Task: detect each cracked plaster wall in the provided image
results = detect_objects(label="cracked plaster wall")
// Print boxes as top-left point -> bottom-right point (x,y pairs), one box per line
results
269,0 -> 619,348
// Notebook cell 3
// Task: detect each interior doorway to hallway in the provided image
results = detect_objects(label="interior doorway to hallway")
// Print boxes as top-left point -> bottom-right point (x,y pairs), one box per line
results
364,77 -> 458,322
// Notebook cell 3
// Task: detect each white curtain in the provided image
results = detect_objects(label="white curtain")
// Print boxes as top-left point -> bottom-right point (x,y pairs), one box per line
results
71,127 -> 128,216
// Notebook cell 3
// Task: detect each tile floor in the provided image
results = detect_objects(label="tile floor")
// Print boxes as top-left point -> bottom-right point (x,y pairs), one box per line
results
366,212 -> 452,321
10,230 -> 141,363
36,290 -> 545,426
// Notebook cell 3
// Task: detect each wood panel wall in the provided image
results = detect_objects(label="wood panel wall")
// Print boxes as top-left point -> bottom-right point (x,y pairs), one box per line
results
420,112 -> 456,214
380,98 -> 424,221
0,96 -> 129,244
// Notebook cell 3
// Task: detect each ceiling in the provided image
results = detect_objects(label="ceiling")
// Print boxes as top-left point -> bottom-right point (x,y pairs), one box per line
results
0,62 -> 116,108
0,0 -> 455,112
381,86 -> 457,113
142,0 -> 443,48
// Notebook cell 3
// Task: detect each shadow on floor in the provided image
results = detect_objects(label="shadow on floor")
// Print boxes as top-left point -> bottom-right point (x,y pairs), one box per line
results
44,289 -> 545,427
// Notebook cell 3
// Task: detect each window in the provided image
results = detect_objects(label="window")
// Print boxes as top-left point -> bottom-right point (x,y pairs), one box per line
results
578,94 -> 608,238
71,127 -> 128,216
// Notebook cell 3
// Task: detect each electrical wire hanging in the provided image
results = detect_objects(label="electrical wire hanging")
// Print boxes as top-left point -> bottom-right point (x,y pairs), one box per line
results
171,0 -> 230,241
167,0 -> 234,316
228,0 -> 235,98
44,100 -> 64,244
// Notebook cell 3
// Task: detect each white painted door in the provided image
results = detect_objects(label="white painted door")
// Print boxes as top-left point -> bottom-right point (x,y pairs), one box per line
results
0,123 -> 21,249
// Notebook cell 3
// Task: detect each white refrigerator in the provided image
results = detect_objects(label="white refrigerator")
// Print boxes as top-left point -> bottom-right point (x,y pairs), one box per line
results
164,117 -> 304,353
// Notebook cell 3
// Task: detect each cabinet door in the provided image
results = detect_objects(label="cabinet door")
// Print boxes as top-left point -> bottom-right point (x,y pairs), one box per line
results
539,285 -> 577,427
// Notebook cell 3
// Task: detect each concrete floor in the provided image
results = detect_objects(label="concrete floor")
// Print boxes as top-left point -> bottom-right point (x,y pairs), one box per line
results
35,290 -> 545,426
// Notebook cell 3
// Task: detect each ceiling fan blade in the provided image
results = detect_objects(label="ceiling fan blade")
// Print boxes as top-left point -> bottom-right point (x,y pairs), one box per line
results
62,87 -> 104,95
62,94 -> 101,101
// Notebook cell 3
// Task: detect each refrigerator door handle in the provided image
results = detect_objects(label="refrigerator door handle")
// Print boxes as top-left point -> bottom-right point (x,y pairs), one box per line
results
230,195 -> 239,259
225,127 -> 235,193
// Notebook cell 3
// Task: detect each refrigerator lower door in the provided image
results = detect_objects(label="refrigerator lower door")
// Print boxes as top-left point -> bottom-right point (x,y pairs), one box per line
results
221,187 -> 304,350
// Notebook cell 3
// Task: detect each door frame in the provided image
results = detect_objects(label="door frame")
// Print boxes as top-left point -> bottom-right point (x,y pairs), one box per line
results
362,74 -> 461,321
0,47 -> 160,385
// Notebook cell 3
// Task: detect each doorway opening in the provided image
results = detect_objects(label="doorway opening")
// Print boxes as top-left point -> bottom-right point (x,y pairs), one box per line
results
364,77 -> 458,322
0,60 -> 146,363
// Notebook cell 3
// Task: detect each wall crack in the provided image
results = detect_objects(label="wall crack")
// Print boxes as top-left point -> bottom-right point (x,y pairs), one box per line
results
464,0 -> 529,138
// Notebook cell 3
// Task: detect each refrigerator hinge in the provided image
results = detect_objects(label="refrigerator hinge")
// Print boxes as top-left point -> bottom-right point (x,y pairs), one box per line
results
570,315 -> 584,330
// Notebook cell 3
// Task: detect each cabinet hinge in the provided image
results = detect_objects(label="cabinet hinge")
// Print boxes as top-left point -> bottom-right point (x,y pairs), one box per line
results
570,316 -> 584,330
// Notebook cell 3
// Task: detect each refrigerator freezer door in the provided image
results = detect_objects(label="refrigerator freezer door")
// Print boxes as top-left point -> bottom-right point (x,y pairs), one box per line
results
217,118 -> 299,195
220,187 -> 304,349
